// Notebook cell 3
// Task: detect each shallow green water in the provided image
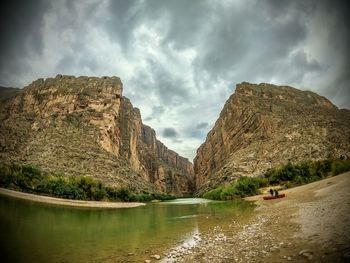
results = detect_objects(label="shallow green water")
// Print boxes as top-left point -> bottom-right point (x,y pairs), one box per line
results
0,196 -> 255,263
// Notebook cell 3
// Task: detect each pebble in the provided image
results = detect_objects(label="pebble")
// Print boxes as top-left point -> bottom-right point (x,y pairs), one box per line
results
151,254 -> 161,260
145,260 -> 151,263
299,249 -> 312,255
299,249 -> 313,260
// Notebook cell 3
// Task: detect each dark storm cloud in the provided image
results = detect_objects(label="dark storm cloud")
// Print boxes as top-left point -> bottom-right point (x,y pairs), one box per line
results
147,59 -> 190,105
0,0 -> 48,60
194,1 -> 310,83
105,0 -> 211,55
0,0 -> 349,159
315,0 -> 350,109
0,0 -> 50,86
126,58 -> 190,109
105,0 -> 141,52
163,127 -> 178,138
142,0 -> 210,49
56,53 -> 100,74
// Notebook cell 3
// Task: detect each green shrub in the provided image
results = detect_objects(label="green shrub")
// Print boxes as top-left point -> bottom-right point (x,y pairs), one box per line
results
331,159 -> 350,175
116,188 -> 132,201
0,162 -> 175,202
203,186 -> 224,200
203,176 -> 263,200
133,193 -> 153,202
284,181 -> 293,188
234,176 -> 261,197
203,158 -> 350,201
258,177 -> 269,187
151,193 -> 176,201
220,185 -> 239,200
92,187 -> 107,201
264,159 -> 350,186
265,168 -> 280,184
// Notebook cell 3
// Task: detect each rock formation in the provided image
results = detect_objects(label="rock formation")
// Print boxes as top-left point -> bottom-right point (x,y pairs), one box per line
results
194,82 -> 350,195
0,75 -> 194,196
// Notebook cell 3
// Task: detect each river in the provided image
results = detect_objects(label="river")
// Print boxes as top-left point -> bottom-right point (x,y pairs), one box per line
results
0,195 -> 255,262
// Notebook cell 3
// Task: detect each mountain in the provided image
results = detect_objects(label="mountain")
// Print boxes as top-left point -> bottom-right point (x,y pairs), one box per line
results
2,78 -> 349,197
194,82 -> 350,195
0,75 -> 194,196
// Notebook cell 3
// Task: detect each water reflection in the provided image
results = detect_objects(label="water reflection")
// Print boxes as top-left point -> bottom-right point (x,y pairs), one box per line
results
0,195 -> 255,263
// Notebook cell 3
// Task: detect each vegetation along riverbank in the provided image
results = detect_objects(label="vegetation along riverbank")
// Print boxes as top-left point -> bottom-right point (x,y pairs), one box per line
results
202,158 -> 350,200
0,162 -> 175,203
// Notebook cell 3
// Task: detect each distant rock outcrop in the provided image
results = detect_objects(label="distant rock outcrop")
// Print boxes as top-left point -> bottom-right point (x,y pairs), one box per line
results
0,75 -> 194,196
194,82 -> 350,195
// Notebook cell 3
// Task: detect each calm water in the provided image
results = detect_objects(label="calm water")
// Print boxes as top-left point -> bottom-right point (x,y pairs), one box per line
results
0,196 -> 255,263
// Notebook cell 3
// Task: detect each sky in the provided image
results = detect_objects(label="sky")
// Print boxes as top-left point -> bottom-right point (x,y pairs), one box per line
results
0,0 -> 349,161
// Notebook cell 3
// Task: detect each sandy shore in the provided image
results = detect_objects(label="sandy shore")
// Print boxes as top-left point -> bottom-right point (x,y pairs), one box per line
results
0,188 -> 145,208
163,172 -> 350,262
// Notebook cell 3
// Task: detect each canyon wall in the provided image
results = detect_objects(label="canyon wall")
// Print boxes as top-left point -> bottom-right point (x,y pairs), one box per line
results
0,75 -> 194,196
3,78 -> 348,197
194,82 -> 350,195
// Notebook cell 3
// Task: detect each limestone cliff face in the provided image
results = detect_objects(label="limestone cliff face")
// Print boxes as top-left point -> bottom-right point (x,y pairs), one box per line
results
194,82 -> 350,195
0,75 -> 194,196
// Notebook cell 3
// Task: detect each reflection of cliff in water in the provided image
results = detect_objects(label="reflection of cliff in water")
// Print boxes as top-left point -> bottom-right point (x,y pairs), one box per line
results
0,195 -> 254,263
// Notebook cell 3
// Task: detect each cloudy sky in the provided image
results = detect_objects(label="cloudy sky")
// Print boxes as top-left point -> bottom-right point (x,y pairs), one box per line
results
1,0 -> 349,160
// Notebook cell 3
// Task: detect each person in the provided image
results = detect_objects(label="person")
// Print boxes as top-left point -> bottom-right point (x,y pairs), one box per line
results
269,189 -> 274,196
274,189 -> 279,196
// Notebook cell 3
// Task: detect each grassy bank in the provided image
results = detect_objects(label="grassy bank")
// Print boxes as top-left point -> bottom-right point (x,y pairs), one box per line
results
0,163 -> 175,202
203,158 -> 350,200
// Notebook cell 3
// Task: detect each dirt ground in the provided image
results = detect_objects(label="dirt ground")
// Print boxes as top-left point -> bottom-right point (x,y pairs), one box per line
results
163,172 -> 350,263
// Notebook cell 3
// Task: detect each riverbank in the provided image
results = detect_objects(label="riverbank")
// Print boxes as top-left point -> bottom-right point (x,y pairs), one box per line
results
163,172 -> 350,262
0,188 -> 145,208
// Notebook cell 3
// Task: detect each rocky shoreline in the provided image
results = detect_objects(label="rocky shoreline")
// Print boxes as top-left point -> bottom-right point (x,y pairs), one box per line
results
159,172 -> 350,263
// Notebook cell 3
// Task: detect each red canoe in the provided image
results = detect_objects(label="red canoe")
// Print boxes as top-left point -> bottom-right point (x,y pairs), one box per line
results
263,194 -> 285,200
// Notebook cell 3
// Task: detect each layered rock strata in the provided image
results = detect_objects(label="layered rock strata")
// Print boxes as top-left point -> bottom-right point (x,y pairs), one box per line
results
194,82 -> 350,195
0,75 -> 194,196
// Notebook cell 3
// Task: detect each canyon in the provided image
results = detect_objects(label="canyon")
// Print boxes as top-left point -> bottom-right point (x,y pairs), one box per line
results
1,77 -> 349,197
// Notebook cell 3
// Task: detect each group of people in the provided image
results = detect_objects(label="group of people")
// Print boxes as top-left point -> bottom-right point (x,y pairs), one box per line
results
269,188 -> 279,196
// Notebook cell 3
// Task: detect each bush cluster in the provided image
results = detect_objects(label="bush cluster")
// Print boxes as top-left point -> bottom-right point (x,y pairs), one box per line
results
203,158 -> 350,200
105,187 -> 175,202
203,176 -> 268,200
265,159 -> 350,186
0,163 -> 175,202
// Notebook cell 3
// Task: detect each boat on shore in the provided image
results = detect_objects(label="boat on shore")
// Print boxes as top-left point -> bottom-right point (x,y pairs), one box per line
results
263,193 -> 286,200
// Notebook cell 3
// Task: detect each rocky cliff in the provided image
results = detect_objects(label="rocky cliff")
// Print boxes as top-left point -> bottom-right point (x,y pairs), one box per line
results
0,75 -> 194,196
194,82 -> 350,195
